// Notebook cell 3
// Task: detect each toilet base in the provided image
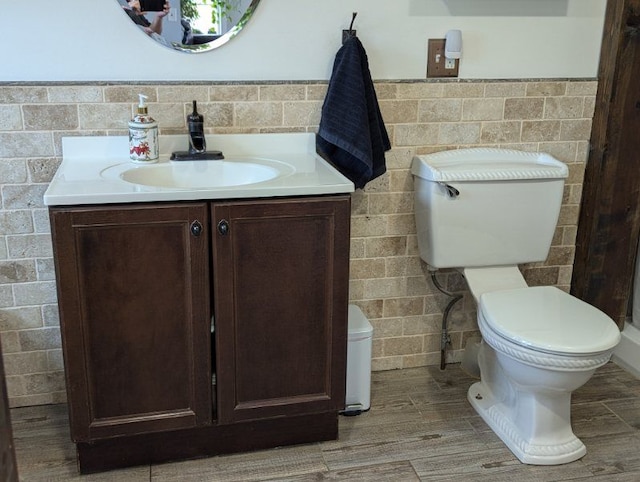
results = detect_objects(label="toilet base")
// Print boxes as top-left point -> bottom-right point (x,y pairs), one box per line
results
468,381 -> 586,465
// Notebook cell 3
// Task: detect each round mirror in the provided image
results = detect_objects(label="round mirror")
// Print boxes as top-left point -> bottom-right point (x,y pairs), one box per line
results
118,0 -> 261,53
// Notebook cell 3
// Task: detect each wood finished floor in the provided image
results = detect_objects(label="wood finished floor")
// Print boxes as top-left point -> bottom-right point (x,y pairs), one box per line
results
10,362 -> 640,481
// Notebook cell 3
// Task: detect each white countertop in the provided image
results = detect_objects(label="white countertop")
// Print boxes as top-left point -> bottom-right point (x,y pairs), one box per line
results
44,133 -> 354,206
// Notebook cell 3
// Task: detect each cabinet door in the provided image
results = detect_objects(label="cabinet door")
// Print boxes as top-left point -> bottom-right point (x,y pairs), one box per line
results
212,196 -> 350,424
50,203 -> 211,441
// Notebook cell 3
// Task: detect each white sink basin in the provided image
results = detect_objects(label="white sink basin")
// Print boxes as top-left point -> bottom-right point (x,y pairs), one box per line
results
44,134 -> 354,206
101,157 -> 294,190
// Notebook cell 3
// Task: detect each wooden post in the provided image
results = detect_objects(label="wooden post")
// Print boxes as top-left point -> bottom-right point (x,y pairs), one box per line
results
571,0 -> 640,328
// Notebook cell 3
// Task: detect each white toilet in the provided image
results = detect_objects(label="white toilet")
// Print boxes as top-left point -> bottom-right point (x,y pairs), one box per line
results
411,148 -> 621,465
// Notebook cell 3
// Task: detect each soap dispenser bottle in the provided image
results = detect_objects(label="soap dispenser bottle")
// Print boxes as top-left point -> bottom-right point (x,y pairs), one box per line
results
129,94 -> 159,163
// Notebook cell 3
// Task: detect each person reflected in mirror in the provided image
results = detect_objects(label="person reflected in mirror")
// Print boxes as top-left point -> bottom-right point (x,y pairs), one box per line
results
122,1 -> 170,36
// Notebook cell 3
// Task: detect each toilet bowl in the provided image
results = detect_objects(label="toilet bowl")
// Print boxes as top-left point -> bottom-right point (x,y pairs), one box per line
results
411,148 -> 621,465
465,269 -> 620,464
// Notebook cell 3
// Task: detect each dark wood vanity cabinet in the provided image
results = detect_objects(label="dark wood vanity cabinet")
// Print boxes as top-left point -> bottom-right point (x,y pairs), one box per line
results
49,203 -> 212,441
212,197 -> 350,424
49,195 -> 350,473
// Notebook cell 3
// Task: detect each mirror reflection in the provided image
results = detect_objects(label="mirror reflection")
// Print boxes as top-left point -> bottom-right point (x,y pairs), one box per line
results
117,0 -> 260,52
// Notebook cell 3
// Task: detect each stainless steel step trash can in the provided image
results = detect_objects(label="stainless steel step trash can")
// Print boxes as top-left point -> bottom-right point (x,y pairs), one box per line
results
344,304 -> 373,415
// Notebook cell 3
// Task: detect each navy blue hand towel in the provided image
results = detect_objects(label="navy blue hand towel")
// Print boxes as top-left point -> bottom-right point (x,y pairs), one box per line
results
316,36 -> 391,189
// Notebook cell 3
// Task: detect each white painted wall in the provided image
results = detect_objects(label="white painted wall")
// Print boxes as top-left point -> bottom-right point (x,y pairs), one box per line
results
0,0 -> 606,82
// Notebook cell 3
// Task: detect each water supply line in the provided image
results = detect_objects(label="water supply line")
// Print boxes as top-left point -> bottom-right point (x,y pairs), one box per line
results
430,269 -> 463,370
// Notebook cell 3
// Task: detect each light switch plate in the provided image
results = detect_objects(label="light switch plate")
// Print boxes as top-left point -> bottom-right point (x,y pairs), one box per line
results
427,39 -> 459,78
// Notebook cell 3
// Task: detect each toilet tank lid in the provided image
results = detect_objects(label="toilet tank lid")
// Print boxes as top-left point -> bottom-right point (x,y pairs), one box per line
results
411,148 -> 568,183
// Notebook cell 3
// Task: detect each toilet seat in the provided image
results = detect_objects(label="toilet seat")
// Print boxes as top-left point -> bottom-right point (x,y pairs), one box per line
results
478,313 -> 614,371
479,286 -> 620,356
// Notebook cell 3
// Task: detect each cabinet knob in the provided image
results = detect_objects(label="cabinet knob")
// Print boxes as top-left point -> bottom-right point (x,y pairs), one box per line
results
190,220 -> 203,237
217,219 -> 229,236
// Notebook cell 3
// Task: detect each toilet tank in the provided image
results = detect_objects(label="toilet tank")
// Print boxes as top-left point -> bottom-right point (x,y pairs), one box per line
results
411,148 -> 568,269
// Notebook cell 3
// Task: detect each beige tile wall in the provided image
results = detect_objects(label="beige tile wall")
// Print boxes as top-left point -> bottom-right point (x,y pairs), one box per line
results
0,80 -> 596,407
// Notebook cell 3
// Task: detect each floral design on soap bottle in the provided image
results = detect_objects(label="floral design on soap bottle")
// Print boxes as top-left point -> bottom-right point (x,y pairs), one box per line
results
129,94 -> 159,163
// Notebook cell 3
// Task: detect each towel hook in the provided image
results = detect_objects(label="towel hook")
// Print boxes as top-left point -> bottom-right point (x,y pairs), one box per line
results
349,12 -> 357,34
342,12 -> 358,44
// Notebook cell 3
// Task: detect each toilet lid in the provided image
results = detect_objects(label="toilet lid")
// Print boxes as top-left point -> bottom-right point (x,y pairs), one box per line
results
479,286 -> 621,355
